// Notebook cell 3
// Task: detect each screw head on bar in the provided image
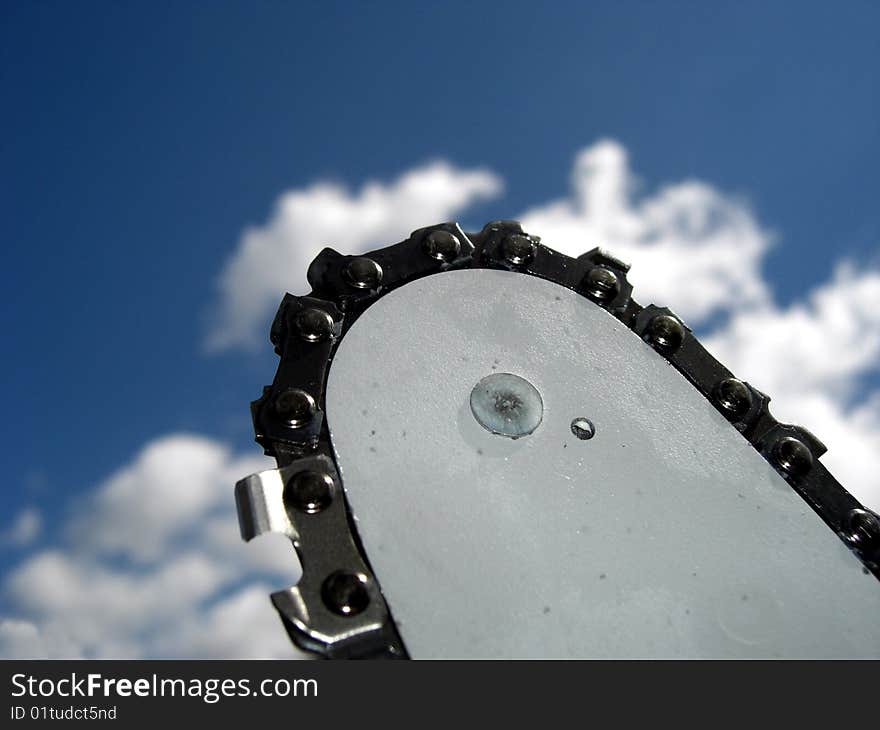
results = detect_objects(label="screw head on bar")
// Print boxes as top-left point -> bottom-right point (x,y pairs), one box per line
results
470,372 -> 544,439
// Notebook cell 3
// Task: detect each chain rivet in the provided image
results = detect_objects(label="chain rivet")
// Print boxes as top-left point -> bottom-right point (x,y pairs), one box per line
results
322,571 -> 370,616
501,234 -> 536,266
285,470 -> 334,514
772,436 -> 813,478
584,267 -> 620,302
273,388 -> 317,428
713,378 -> 753,421
344,257 -> 383,289
646,314 -> 685,353
295,308 -> 335,342
424,230 -> 461,262
845,509 -> 880,549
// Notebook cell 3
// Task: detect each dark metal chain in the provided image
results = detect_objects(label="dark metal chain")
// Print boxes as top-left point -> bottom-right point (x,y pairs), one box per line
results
248,219 -> 880,658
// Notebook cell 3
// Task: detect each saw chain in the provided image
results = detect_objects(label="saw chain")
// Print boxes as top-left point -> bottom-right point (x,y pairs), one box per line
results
234,219 -> 880,659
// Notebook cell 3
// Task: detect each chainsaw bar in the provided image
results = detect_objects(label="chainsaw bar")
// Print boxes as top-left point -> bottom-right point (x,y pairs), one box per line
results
235,219 -> 880,659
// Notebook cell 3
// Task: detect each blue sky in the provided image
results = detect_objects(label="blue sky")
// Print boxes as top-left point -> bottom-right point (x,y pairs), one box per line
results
2,1 -> 880,657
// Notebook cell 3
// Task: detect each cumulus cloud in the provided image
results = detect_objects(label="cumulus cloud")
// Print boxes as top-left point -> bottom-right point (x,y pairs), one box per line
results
0,435 -> 306,658
519,140 -> 771,326
703,265 -> 880,400
68,436 -> 251,563
208,161 -> 502,351
3,140 -> 879,658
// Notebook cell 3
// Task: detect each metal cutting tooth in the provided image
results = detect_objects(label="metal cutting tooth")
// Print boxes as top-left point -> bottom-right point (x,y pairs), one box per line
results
235,456 -> 406,658
235,468 -> 291,542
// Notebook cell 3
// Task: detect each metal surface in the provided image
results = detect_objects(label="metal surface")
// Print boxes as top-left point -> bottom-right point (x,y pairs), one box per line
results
325,269 -> 880,658
237,219 -> 880,658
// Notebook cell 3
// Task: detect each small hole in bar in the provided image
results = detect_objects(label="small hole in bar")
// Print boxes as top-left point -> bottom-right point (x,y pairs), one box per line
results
571,418 -> 595,440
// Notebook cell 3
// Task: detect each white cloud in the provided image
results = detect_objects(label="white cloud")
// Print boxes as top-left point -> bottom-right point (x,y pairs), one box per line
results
66,435 -> 270,565
1,508 -> 41,547
0,619 -> 57,658
151,584 -> 297,659
208,161 -> 502,351
703,264 -> 880,400
0,435 -> 305,658
3,140 -> 879,659
519,140 -> 771,326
